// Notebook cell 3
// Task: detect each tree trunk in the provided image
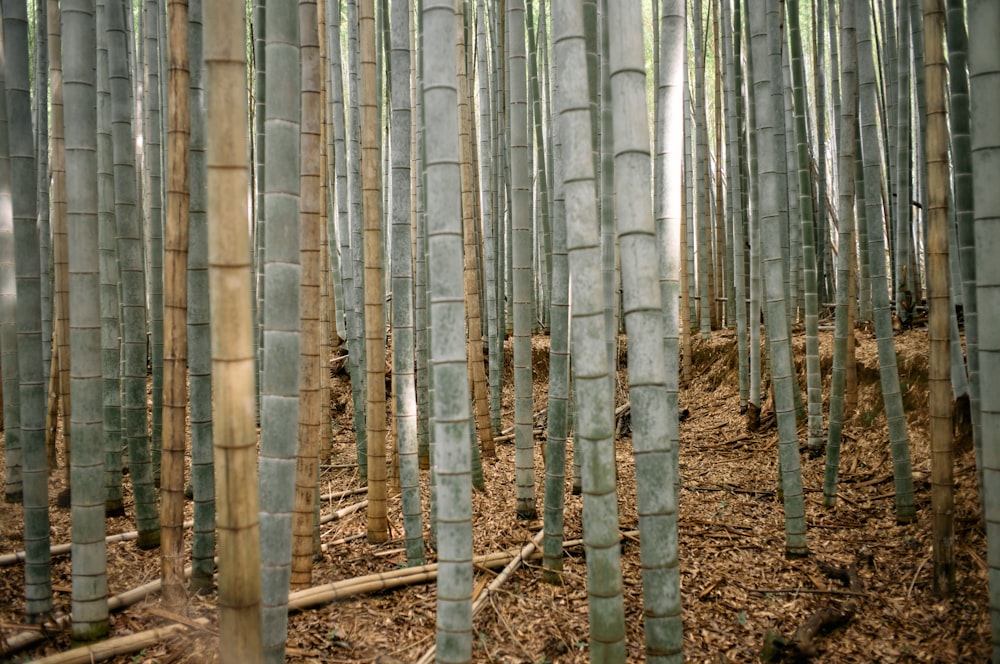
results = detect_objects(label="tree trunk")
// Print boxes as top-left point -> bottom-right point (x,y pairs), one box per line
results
49,0 -> 72,492
542,59 -> 568,579
609,0 -> 683,656
858,0 -> 915,524
748,0 -> 808,557
945,0 -> 981,488
968,1 -> 1000,656
0,27 -> 22,505
106,0 -> 159,549
787,0 -> 822,453
186,0 -> 215,595
456,10 -> 493,462
359,0 -> 388,544
145,0 -> 165,488
96,0 -> 123,517
389,0 -> 424,568
724,0 -> 749,414
510,0 -> 536,520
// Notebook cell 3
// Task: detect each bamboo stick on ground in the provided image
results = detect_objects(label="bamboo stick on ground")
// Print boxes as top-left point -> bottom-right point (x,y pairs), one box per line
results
0,520 -> 195,567
319,500 -> 367,525
26,619 -> 210,664
2,500 -> 365,567
1,567 -> 196,657
287,548 -> 532,610
319,486 -> 367,501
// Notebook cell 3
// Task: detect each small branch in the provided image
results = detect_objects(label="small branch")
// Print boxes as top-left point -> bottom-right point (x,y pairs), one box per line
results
785,559 -> 865,658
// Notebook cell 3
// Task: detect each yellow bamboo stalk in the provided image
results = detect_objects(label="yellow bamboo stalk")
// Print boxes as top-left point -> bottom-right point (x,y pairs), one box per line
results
160,0 -> 191,611
292,0 -> 324,589
456,9 -> 495,460
204,0 -> 262,658
24,620 -> 211,664
288,548 -> 535,611
359,0 -> 388,543
923,0 -> 955,596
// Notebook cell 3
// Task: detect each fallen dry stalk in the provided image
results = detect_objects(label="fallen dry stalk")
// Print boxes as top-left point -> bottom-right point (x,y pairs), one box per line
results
0,520 -> 195,567
1,567 -> 196,657
25,618 -> 209,664
287,548 -> 536,611
319,486 -> 367,502
319,500 -> 368,525
0,500 -> 366,568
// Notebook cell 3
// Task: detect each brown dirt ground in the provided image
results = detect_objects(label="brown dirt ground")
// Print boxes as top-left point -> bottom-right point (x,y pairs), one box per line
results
0,324 -> 991,663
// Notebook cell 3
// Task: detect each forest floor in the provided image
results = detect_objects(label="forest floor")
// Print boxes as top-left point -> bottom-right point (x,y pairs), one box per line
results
0,323 -> 991,663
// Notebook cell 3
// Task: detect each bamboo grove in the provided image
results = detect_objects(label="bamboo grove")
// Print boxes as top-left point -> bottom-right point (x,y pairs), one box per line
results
0,0 -> 998,662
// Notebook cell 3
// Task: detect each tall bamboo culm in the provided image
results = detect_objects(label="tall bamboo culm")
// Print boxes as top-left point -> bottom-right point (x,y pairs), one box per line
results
204,0 -> 263,658
291,0 -> 323,589
359,0 -> 388,543
923,0 -> 955,595
160,0 -> 190,611
6,0 -> 53,621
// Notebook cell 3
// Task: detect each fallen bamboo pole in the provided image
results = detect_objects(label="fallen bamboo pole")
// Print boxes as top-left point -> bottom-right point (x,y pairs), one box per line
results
286,548 -> 533,611
25,619 -> 209,664
1,520 -> 195,567
0,495 -> 366,567
319,500 -> 367,525
319,533 -> 365,551
1,567 -> 196,657
319,486 -> 367,502
1,500 -> 364,569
